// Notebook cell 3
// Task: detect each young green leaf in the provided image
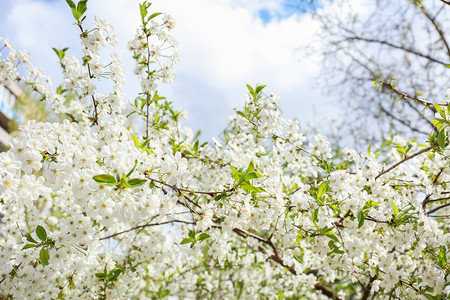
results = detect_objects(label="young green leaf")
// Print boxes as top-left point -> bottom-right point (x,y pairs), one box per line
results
95,272 -> 106,280
390,201 -> 399,216
21,244 -> 37,250
107,268 -> 123,282
26,233 -> 38,244
357,210 -> 365,228
76,0 -> 88,16
180,238 -> 191,245
65,0 -> 76,9
436,130 -> 446,149
71,8 -> 82,21
40,247 -> 50,266
93,174 -> 117,186
438,245 -> 447,268
127,178 -> 147,187
197,233 -> 210,241
131,133 -> 140,148
255,85 -> 266,94
147,12 -> 162,21
36,225 -> 47,241
317,181 -> 329,199
312,208 -> 319,223
126,160 -> 138,177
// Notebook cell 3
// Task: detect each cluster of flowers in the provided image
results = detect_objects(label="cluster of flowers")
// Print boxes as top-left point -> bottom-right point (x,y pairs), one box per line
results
0,1 -> 449,299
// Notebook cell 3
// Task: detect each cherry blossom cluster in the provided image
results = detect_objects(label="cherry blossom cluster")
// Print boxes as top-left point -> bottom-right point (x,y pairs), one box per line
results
0,1 -> 449,299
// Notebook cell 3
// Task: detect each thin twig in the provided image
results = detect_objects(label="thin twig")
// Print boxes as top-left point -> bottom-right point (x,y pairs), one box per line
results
375,146 -> 432,180
427,202 -> 450,215
345,36 -> 449,66
100,219 -> 194,240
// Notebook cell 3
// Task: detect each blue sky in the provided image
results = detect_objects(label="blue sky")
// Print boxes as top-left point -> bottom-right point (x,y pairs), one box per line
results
259,0 -> 319,23
0,0 -> 344,140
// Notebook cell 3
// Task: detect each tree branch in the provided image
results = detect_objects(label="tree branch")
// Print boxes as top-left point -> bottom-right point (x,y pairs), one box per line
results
345,36 -> 449,66
418,4 -> 450,60
426,201 -> 450,215
100,218 -> 194,240
231,228 -> 342,300
375,146 -> 432,180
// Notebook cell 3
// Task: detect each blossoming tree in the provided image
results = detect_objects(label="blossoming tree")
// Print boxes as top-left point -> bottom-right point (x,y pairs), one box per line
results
0,1 -> 449,299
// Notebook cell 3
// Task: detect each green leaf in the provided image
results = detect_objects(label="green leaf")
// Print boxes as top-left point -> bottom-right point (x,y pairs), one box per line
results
39,247 -> 50,266
236,111 -> 247,119
438,245 -> 447,268
107,268 -> 123,281
52,47 -> 69,60
139,3 -> 148,21
357,210 -> 365,228
317,181 -> 329,199
147,12 -> 162,21
21,244 -> 37,250
255,85 -> 266,94
131,133 -> 140,148
312,208 -> 319,223
93,174 -> 117,186
242,172 -> 262,182
231,166 -> 240,182
431,119 -> 445,131
240,182 -> 259,193
127,178 -> 147,187
65,0 -> 76,9
77,0 -> 88,15
363,200 -> 379,210
71,7 -> 82,21
36,225 -> 47,241
247,160 -> 255,173
95,272 -> 106,280
390,201 -> 399,216
423,293 -> 441,300
246,84 -> 254,94
126,160 -> 138,177
26,233 -> 38,244
325,232 -> 339,243
121,180 -> 132,188
188,229 -> 195,239
445,64 -> 450,68
437,130 -> 446,148
180,238 -> 191,245
197,233 -> 210,241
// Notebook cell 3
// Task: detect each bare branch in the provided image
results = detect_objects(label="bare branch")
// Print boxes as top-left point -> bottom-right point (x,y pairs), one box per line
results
345,36 -> 449,66
418,4 -> 450,60
100,218 -> 194,240
426,201 -> 450,215
375,146 -> 432,180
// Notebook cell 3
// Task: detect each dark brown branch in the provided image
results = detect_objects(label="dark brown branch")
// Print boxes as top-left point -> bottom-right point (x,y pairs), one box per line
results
0,262 -> 22,285
379,79 -> 447,107
422,168 -> 446,211
345,36 -> 449,66
99,219 -> 194,240
426,202 -> 450,215
231,228 -> 341,300
418,4 -> 450,60
365,216 -> 391,224
375,146 -> 432,180
379,104 -> 429,135
77,24 -> 98,125
360,276 -> 376,300
147,177 -> 233,197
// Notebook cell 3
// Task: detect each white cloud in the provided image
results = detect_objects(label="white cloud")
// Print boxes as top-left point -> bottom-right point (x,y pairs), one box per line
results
1,0 -> 334,139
